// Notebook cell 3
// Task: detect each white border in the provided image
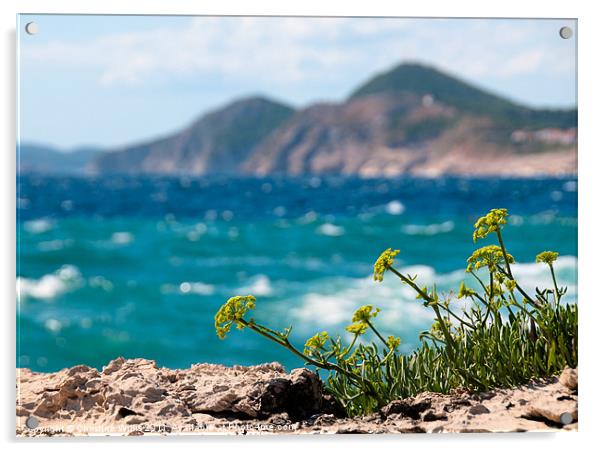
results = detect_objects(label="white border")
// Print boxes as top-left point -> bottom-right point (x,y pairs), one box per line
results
2,1 -> 600,450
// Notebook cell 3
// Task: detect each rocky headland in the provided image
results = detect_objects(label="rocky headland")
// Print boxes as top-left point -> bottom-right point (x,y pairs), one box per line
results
16,358 -> 578,436
20,63 -> 577,177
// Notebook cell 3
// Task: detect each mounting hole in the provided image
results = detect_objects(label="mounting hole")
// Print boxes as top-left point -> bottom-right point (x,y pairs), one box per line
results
560,411 -> 574,425
25,416 -> 39,429
559,26 -> 573,39
25,22 -> 38,35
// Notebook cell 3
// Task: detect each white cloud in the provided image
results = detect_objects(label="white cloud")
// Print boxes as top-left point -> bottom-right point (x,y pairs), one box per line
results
23,17 -> 408,86
21,17 -> 574,89
498,49 -> 546,77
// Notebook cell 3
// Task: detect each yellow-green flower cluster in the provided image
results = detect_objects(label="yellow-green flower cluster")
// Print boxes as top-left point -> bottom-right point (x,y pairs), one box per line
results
345,322 -> 368,336
486,282 -> 504,298
352,305 -> 380,323
430,317 -> 453,339
304,331 -> 329,355
504,279 -> 517,292
386,335 -> 401,350
214,295 -> 256,339
373,248 -> 400,282
466,245 -> 514,272
473,208 -> 508,242
536,251 -> 559,265
457,281 -> 477,299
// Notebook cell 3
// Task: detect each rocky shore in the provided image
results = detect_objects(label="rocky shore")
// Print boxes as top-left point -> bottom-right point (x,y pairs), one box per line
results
16,358 -> 578,436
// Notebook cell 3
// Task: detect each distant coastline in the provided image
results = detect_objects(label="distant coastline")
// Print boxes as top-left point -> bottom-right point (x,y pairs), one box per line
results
18,63 -> 577,179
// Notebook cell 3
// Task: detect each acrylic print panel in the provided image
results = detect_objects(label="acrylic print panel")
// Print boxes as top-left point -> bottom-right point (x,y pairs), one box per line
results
16,15 -> 577,436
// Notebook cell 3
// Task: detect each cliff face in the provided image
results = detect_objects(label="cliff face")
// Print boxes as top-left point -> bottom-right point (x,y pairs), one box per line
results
90,63 -> 577,177
93,97 -> 294,175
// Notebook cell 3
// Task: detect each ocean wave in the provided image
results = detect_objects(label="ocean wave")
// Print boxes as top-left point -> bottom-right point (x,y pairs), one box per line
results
402,257 -> 578,299
563,180 -> 577,192
369,200 -> 406,216
316,223 -> 345,236
111,232 -> 134,245
401,221 -> 454,236
17,198 -> 30,210
88,276 -> 114,292
385,200 -> 405,215
17,265 -> 82,301
161,281 -> 216,296
44,318 -> 63,333
298,211 -> 318,224
186,223 -> 208,241
289,276 -> 434,334
23,219 -> 53,234
511,256 -> 577,295
239,274 -> 273,296
288,257 -> 577,333
37,239 -> 74,252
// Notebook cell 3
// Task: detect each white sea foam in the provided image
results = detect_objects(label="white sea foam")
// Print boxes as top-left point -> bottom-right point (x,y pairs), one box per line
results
563,180 -> 577,192
18,265 -> 82,301
111,232 -> 134,245
288,256 -> 577,333
23,219 -> 53,234
57,265 -> 81,280
89,276 -> 114,292
228,227 -> 240,239
290,275 -> 434,334
186,223 -> 208,242
510,256 -> 577,296
18,276 -> 65,301
61,200 -> 73,211
385,200 -> 405,215
401,221 -> 454,236
179,281 -> 215,295
160,281 -> 216,296
239,274 -> 273,296
44,318 -> 63,333
316,223 -> 345,237
37,239 -> 73,252
298,211 -> 318,224
18,198 -> 30,209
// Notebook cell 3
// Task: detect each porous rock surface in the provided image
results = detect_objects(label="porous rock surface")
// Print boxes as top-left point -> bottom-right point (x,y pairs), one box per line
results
16,359 -> 577,436
313,367 -> 578,434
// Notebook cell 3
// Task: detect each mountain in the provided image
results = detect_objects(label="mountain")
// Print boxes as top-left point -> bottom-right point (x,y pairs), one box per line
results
93,97 -> 294,174
91,63 -> 577,177
349,63 -> 576,129
18,144 -> 102,174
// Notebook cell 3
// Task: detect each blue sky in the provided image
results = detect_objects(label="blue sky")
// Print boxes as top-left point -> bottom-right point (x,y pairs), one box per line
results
18,15 -> 577,150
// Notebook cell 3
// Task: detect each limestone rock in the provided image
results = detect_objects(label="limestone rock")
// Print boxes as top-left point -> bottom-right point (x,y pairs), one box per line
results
16,361 -> 578,436
559,367 -> 578,391
17,358 -> 326,434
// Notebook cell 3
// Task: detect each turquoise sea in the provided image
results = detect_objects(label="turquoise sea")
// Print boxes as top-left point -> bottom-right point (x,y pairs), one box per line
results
17,175 -> 578,372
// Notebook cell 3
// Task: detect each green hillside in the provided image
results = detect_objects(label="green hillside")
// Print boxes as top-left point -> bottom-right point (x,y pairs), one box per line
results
349,63 -> 576,130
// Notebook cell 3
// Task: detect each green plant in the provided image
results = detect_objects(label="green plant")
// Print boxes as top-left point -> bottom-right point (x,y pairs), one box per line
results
214,208 -> 578,416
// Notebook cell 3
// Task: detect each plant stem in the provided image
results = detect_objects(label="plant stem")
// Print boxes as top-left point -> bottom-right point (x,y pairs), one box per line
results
496,229 -> 513,278
340,334 -> 359,359
388,266 -> 458,354
439,307 -> 477,330
549,264 -> 561,308
239,318 -> 366,386
366,320 -> 389,348
484,270 -> 494,322
496,265 -> 538,307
